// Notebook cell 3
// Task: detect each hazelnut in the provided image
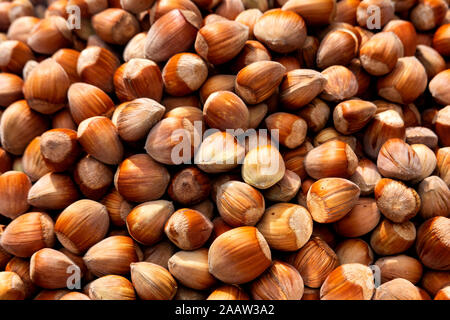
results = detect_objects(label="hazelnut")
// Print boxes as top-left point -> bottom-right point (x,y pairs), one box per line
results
30,248 -> 81,289
374,278 -> 422,300
91,8 -> 139,45
235,61 -> 286,104
411,143 -> 437,183
321,263 -> 375,300
305,140 -> 358,180
383,19 -> 417,57
164,208 -> 213,250
377,57 -> 427,104
430,71 -> 450,107
168,248 -> 217,290
34,289 -> 71,300
5,257 -> 36,298
235,9 -> 263,40
195,20 -> 248,65
435,286 -> 450,300
0,271 -> 25,300
143,241 -> 177,269
350,158 -> 382,195
0,148 -> 12,175
280,69 -> 327,111
164,106 -> 204,128
416,216 -> 450,271
203,91 -> 249,131
145,117 -> 198,165
421,270 -> 450,296
320,65 -> 358,102
1,212 -> 55,258
207,285 -> 250,300
317,29 -> 359,69
410,0 -> 448,31
418,176 -> 450,219
432,24 -> 450,57
121,0 -> 154,14
415,45 -> 446,79
253,9 -> 306,53
83,236 -> 141,277
168,167 -> 211,205
112,99 -> 165,143
336,239 -> 374,265
114,154 -> 170,203
123,32 -> 146,62
0,171 -> 31,219
195,132 -> 245,174
40,128 -> 80,172
59,292 -> 90,300
126,200 -> 174,246
199,74 -> 236,103
348,58 -> 372,97
265,112 -> 307,149
436,147 -> 450,187
208,226 -> 272,284
21,137 -> 51,183
248,103 -> 269,129
242,144 -> 286,189
282,0 -> 337,26
0,100 -> 49,156
0,40 -> 34,74
214,0 -> 245,19
263,170 -> 301,202
77,116 -> 124,165
375,254 -> 423,284
335,0 -> 360,25
229,40 -> 271,73
370,218 -> 416,255
333,99 -> 377,135
334,197 -> 380,237
360,32 -> 404,76
145,9 -> 200,62
307,178 -> 361,223
250,261 -> 304,300
405,126 -> 439,149
256,203 -> 313,251
114,59 -> 163,103
27,17 -> 73,55
297,99 -> 330,133
54,200 -> 109,255
375,178 -> 420,223
28,173 -> 79,209
436,105 -> 450,147
377,139 -> 422,181
363,110 -> 405,159
282,141 -> 314,180
211,217 -> 234,241
288,237 -> 339,288
77,46 -> 120,93
52,48 -> 81,83
67,83 -> 115,125
6,16 -> 40,43
85,275 -> 136,300
150,0 -> 202,24
162,53 -> 208,97
298,36 -> 319,68
216,180 -> 265,227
